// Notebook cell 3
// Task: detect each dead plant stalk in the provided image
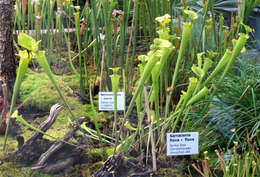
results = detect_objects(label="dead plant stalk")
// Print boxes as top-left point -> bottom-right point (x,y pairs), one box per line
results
143,85 -> 157,172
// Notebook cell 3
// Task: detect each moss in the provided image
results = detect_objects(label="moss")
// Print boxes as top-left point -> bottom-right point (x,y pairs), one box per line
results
158,168 -> 183,177
18,70 -> 112,137
1,69 -> 112,176
80,164 -> 91,177
0,164 -> 53,177
105,147 -> 114,157
0,151 -> 52,177
19,69 -> 81,112
92,112 -> 110,126
89,161 -> 104,174
87,147 -> 114,164
0,162 -> 35,177
87,148 -> 105,163
16,70 -> 98,140
0,137 -> 52,177
0,136 -> 18,151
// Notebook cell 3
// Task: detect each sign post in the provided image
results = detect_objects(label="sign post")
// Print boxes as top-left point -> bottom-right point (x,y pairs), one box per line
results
167,132 -> 199,156
98,92 -> 125,111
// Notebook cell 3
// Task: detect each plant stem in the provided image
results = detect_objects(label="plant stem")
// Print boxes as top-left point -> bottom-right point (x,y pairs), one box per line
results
143,86 -> 157,172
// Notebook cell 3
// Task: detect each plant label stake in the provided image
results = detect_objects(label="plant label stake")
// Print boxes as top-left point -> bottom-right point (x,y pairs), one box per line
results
98,92 -> 125,111
166,132 -> 199,156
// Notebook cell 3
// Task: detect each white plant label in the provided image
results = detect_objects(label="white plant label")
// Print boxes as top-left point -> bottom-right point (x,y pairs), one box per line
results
98,92 -> 125,111
167,132 -> 199,156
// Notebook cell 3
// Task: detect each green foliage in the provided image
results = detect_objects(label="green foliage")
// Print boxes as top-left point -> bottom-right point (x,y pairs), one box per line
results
9,0 -> 260,175
193,59 -> 259,151
117,10 -> 249,162
215,59 -> 260,144
74,11 -> 84,94
193,142 -> 260,177
3,32 -> 75,150
110,67 -> 121,135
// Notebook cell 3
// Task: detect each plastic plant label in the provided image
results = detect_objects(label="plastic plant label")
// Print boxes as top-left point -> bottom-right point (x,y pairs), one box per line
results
167,132 -> 199,156
98,92 -> 125,111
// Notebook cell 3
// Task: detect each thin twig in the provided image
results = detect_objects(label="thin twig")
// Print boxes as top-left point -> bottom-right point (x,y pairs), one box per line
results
0,77 -> 8,120
236,85 -> 250,104
143,86 -> 157,172
100,45 -> 106,91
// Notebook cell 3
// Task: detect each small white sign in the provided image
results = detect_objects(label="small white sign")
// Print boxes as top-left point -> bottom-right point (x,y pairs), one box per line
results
167,132 -> 199,156
98,92 -> 125,111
